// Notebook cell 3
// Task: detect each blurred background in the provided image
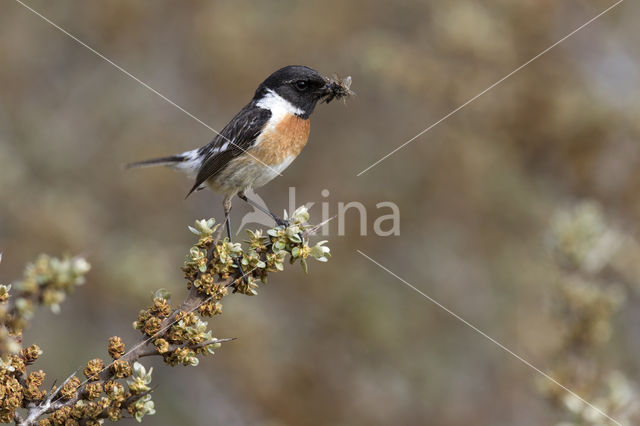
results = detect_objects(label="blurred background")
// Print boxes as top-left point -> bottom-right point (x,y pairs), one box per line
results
1,0 -> 640,425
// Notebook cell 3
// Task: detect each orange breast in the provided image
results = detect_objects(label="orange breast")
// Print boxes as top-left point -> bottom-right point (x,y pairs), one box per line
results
248,114 -> 311,166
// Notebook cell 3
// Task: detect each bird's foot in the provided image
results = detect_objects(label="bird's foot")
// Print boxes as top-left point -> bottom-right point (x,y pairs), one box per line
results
274,216 -> 291,227
233,257 -> 248,286
273,216 -> 306,245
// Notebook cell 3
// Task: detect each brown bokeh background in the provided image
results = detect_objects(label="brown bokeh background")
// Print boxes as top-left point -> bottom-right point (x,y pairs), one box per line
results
1,1 -> 639,425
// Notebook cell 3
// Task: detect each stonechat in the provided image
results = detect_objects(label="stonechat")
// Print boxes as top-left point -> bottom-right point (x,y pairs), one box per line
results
127,65 -> 352,239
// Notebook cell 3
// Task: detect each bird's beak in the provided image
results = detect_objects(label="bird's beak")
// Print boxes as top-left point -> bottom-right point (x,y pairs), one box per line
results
317,82 -> 333,97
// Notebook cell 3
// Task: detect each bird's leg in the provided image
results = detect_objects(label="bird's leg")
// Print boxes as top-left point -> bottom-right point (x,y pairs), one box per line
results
237,191 -> 289,227
221,196 -> 235,239
222,197 -> 247,285
238,191 -> 305,244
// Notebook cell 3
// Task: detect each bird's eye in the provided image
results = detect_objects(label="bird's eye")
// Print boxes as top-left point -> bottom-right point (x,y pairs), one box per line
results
294,80 -> 308,91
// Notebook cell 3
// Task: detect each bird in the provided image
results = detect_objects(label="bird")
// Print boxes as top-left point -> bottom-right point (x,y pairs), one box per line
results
127,65 -> 352,242
234,190 -> 274,234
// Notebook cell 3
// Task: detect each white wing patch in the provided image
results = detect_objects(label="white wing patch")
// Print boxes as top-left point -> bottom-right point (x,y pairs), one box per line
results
171,148 -> 202,178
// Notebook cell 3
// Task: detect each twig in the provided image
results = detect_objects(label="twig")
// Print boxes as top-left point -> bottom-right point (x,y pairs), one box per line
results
20,368 -> 81,425
21,237 -> 241,424
137,338 -> 237,359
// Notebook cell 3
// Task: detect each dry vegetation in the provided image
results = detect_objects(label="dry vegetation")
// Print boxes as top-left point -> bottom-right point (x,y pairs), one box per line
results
0,210 -> 329,424
1,1 -> 639,424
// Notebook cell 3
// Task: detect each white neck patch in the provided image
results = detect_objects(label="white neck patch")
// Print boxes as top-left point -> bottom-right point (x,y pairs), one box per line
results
256,89 -> 305,118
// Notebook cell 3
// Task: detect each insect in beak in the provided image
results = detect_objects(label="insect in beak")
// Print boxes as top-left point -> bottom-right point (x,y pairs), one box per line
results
322,75 -> 354,103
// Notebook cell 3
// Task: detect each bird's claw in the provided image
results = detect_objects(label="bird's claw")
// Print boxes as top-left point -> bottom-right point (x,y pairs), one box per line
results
275,217 -> 291,227
274,217 -> 305,244
234,258 -> 248,286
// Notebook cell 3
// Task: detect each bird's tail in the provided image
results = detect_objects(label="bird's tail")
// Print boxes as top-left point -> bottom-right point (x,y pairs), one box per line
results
125,149 -> 201,177
125,154 -> 185,169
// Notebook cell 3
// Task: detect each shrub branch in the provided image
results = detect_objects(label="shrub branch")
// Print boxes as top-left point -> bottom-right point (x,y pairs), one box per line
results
0,207 -> 329,425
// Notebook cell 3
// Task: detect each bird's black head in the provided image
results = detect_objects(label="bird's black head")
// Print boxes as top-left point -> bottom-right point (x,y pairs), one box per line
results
253,65 -> 332,118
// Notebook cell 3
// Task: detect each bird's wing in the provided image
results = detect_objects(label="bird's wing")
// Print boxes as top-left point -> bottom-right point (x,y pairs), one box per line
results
186,105 -> 272,197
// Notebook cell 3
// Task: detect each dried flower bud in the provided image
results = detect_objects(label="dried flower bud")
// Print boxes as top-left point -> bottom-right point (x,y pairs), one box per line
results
60,376 -> 81,400
21,344 -> 42,363
108,336 -> 125,360
3,395 -> 22,411
142,316 -> 162,337
0,284 -> 10,303
175,311 -> 197,326
199,300 -> 223,317
104,380 -> 126,402
48,406 -> 72,423
165,347 -> 199,367
4,376 -> 21,394
106,404 -> 122,422
0,411 -> 13,424
85,382 -> 103,400
84,358 -> 105,381
151,297 -> 171,318
135,309 -> 150,327
70,399 -> 103,421
9,355 -> 26,373
24,370 -> 46,400
110,360 -> 132,378
70,400 -> 85,419
153,338 -> 170,354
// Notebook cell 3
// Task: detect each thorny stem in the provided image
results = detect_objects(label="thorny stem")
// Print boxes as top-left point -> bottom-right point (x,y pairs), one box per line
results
18,237 -> 241,425
12,208 -> 329,424
137,338 -> 236,359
